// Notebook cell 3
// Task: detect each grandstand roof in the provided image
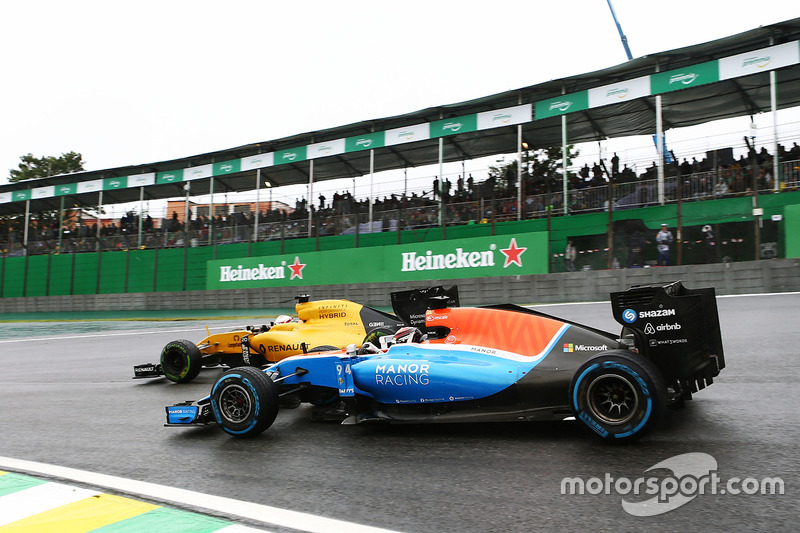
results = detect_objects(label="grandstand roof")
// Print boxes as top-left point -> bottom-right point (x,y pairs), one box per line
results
2,16 -> 799,215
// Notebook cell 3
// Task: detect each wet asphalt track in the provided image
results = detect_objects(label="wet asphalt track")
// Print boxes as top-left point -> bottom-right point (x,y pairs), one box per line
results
0,293 -> 798,532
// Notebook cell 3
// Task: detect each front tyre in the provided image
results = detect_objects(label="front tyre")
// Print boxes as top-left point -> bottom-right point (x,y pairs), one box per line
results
570,350 -> 665,443
160,339 -> 202,383
210,366 -> 279,438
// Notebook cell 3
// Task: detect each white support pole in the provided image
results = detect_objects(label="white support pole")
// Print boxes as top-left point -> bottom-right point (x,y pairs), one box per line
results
97,190 -> 103,252
770,68 -> 780,191
562,114 -> 568,215
58,196 -> 65,252
307,159 -> 314,238
254,168 -> 261,241
208,177 -> 215,246
183,182 -> 190,244
517,124 -> 523,220
138,186 -> 144,248
656,94 -> 665,205
369,149 -> 375,227
438,137 -> 444,227
23,199 -> 30,249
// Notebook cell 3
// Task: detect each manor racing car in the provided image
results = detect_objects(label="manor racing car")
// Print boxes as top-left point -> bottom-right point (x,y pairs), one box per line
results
165,281 -> 724,442
135,286 -> 458,383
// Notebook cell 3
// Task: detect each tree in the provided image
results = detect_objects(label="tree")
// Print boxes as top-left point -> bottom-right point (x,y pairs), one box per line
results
486,144 -> 580,196
9,151 -> 85,182
526,144 -> 580,183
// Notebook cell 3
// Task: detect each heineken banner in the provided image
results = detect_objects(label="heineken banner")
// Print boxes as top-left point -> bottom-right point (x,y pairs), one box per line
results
205,233 -> 547,289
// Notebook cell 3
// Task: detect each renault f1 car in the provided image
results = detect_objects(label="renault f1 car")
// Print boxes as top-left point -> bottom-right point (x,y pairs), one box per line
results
164,281 -> 724,442
135,286 -> 458,383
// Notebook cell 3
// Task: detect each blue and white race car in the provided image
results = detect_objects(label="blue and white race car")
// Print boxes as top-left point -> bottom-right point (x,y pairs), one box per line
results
165,281 -> 725,442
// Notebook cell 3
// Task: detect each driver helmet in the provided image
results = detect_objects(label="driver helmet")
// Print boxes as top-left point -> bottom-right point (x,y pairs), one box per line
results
392,326 -> 424,344
274,314 -> 293,324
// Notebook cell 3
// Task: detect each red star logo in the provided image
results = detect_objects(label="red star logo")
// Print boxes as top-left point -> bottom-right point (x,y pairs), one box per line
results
500,238 -> 526,268
288,256 -> 306,280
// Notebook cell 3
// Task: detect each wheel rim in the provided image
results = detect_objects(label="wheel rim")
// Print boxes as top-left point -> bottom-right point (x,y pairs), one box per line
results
586,373 -> 638,425
163,351 -> 185,375
219,383 -> 253,424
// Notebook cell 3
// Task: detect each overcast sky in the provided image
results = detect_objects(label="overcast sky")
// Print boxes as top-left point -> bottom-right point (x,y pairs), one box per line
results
1,0 -> 798,185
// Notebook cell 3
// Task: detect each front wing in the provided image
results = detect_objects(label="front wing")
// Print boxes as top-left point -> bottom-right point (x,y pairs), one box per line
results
133,363 -> 163,379
165,400 -> 212,426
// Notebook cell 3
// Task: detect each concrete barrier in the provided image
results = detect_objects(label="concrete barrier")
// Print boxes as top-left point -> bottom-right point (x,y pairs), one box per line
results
0,259 -> 798,314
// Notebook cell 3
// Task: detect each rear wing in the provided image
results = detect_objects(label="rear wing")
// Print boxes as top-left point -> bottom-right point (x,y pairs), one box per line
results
610,281 -> 725,393
390,286 -> 460,328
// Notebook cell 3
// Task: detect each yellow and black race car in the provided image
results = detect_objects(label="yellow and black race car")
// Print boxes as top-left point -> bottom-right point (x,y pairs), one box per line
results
134,286 -> 458,383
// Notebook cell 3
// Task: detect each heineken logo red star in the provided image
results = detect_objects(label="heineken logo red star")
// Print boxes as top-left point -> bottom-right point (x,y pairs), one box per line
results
289,256 -> 306,279
500,238 -> 526,267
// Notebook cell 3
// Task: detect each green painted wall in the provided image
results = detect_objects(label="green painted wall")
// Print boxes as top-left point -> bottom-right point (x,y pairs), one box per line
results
48,255 -> 74,296
128,249 -> 156,293
784,203 -> 800,258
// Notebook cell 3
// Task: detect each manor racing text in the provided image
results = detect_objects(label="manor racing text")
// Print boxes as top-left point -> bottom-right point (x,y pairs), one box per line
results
375,363 -> 430,386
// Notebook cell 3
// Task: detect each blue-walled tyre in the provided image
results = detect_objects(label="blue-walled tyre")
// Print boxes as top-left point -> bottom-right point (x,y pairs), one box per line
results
160,339 -> 202,383
570,350 -> 666,443
210,366 -> 279,438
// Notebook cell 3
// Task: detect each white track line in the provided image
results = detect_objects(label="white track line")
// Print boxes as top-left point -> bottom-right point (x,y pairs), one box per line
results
0,456 -> 401,533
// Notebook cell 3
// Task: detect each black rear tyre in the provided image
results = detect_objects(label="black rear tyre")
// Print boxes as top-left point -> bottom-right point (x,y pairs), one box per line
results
210,366 -> 279,437
308,345 -> 338,353
160,339 -> 202,383
570,350 -> 665,443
